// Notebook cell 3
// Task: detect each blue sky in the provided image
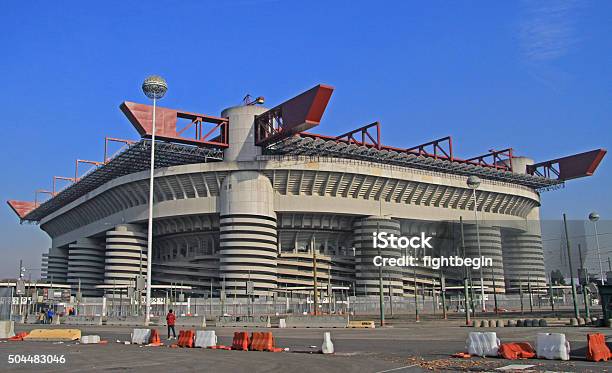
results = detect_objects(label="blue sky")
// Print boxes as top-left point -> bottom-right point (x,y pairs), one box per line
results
1,0 -> 611,278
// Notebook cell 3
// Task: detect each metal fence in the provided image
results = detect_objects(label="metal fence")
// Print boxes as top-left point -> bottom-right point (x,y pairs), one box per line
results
10,288 -> 589,319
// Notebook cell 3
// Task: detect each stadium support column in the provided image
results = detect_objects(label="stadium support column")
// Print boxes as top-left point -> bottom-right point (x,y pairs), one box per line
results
353,216 -> 403,297
219,102 -> 277,299
43,247 -> 68,284
104,224 -> 148,286
463,225 -> 505,294
502,222 -> 547,292
67,238 -> 105,296
219,171 -> 277,298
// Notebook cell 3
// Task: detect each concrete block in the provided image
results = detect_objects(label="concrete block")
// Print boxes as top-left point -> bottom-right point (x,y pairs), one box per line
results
466,332 -> 500,357
481,320 -> 489,328
538,319 -> 547,327
516,319 -> 524,327
175,316 -> 206,328
131,328 -> 151,344
507,320 -> 517,327
285,315 -> 348,328
569,318 -> 578,326
64,316 -> 102,326
0,321 -> 15,338
216,315 -> 271,328
536,333 -> 570,360
80,335 -> 101,344
279,319 -> 286,328
472,320 -> 481,328
195,330 -> 217,348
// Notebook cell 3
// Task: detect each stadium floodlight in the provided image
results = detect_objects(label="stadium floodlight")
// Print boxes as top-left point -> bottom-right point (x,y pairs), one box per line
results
467,175 -> 486,312
588,212 -> 604,285
142,75 -> 167,326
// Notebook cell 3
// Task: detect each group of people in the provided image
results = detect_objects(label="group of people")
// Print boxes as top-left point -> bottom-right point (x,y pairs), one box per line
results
38,308 -> 55,324
33,306 -> 178,339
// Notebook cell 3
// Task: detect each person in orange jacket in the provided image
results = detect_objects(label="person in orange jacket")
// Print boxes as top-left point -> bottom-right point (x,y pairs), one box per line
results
166,309 -> 177,339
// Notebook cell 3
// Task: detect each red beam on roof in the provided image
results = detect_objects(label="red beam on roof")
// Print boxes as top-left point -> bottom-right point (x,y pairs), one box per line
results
120,101 -> 228,148
334,122 -> 381,149
464,148 -> 513,171
75,159 -> 104,181
104,137 -> 135,163
527,149 -> 606,180
255,84 -> 334,146
6,200 -> 37,220
405,136 -> 453,160
53,176 -> 76,194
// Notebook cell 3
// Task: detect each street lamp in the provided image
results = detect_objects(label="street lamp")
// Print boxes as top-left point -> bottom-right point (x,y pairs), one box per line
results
588,212 -> 604,285
142,75 -> 167,326
467,175 -> 486,312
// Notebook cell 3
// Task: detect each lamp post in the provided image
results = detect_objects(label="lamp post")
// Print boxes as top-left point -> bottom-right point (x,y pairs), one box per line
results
588,212 -> 604,285
467,175 -> 485,312
142,75 -> 167,326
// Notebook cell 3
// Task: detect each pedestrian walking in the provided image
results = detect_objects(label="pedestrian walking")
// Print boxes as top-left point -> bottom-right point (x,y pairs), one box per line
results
47,308 -> 55,324
166,309 -> 176,339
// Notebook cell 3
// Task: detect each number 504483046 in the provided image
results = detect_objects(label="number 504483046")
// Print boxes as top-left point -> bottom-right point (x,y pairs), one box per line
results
8,354 -> 66,364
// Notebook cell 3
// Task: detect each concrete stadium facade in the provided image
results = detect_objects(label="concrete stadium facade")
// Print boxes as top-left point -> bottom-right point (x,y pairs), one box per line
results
35,104 -> 550,298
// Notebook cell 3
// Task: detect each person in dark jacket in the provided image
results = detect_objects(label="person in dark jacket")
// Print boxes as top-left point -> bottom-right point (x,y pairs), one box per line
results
166,309 -> 176,339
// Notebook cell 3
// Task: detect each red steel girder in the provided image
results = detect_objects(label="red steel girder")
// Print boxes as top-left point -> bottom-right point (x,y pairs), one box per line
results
404,136 -> 453,160
120,102 -> 228,148
464,148 -> 514,171
104,137 -> 135,163
53,176 -> 76,195
34,189 -> 54,205
334,122 -> 381,149
75,159 -> 104,181
527,149 -> 606,180
255,84 -> 334,146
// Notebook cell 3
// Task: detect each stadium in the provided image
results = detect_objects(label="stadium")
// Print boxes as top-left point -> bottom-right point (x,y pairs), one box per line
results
7,83 -> 606,300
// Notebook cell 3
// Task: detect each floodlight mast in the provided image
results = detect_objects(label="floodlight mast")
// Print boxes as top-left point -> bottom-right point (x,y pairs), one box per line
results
141,75 -> 167,326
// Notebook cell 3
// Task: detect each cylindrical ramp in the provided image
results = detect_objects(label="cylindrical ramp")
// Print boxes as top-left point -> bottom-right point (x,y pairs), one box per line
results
502,229 -> 547,291
353,216 -> 403,296
67,238 -> 105,296
44,247 -> 68,283
219,171 -> 277,297
104,224 -> 147,286
463,224 -> 505,294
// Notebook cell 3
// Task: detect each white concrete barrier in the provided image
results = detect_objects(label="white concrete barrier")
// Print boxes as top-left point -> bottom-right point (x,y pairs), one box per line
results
466,332 -> 500,357
285,315 -> 348,328
80,335 -> 101,344
175,316 -> 206,328
131,328 -> 151,344
195,330 -> 217,348
64,316 -> 102,326
536,333 -> 570,360
0,321 -> 15,339
215,315 -> 271,327
106,316 -> 157,326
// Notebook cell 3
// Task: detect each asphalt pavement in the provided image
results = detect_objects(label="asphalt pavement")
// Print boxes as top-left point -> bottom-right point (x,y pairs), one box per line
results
0,321 -> 610,372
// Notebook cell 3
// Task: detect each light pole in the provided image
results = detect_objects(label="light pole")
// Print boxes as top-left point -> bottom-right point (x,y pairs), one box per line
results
467,175 -> 485,312
588,212 -> 604,285
142,75 -> 167,325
